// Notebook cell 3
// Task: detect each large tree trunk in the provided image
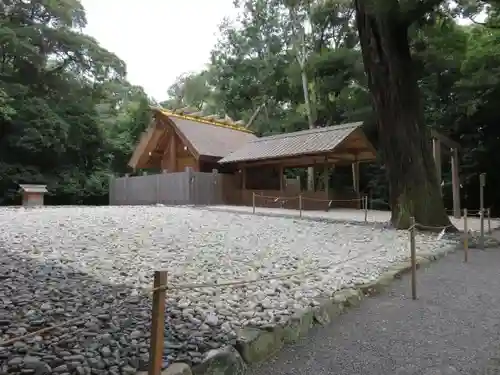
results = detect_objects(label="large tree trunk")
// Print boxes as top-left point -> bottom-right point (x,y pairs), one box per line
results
354,0 -> 453,230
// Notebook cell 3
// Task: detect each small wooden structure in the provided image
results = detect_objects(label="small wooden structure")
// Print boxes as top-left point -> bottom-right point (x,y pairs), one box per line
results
19,184 -> 48,207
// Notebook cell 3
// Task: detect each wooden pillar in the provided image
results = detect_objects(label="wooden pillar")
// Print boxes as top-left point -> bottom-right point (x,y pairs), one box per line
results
323,162 -> 330,198
451,148 -> 461,218
352,161 -> 360,193
432,138 -> 442,192
279,166 -> 284,192
242,167 -> 247,190
168,132 -> 176,172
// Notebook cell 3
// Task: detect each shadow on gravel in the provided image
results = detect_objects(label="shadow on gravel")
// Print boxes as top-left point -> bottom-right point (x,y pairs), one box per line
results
0,248 -> 231,375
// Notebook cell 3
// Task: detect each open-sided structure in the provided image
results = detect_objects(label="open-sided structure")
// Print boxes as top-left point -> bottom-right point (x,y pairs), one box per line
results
219,123 -> 377,209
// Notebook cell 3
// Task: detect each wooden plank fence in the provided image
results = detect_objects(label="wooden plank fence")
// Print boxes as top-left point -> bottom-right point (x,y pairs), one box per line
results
109,168 -> 223,206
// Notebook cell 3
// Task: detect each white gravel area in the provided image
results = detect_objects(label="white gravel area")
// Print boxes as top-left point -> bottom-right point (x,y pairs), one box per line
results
0,206 -> 456,371
204,205 -> 499,232
0,206 -> 454,296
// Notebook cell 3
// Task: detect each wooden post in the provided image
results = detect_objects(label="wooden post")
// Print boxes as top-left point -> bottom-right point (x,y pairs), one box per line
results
352,160 -> 360,209
463,209 -> 468,263
351,161 -> 360,193
479,173 -> 486,250
480,173 -> 485,249
432,138 -> 442,194
252,192 -> 256,214
109,174 -> 115,206
299,194 -> 303,218
211,169 -> 218,205
323,162 -> 329,195
410,217 -> 417,300
451,148 -> 460,218
156,173 -> 160,204
186,167 -> 194,205
124,173 -> 130,206
364,196 -> 368,223
480,209 -> 485,250
242,168 -> 247,189
169,132 -> 176,172
279,166 -> 284,192
148,271 -> 167,375
487,208 -> 491,234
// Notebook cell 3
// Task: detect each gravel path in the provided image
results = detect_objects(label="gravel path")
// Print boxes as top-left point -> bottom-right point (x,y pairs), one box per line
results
247,247 -> 500,375
0,206 -> 456,374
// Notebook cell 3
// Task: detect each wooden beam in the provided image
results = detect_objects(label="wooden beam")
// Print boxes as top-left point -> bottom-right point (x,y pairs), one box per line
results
169,132 -> 176,172
430,129 -> 460,150
232,152 -> 376,169
156,112 -> 200,160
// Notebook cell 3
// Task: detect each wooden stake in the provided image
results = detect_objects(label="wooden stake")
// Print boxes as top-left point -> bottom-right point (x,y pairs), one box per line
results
480,209 -> 485,250
487,208 -> 491,234
252,192 -> 256,214
299,194 -> 303,218
410,217 -> 417,300
364,196 -> 368,223
463,209 -> 468,263
149,271 -> 167,375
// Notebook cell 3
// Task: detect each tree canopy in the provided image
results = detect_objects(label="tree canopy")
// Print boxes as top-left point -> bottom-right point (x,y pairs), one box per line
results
1,0 -> 500,220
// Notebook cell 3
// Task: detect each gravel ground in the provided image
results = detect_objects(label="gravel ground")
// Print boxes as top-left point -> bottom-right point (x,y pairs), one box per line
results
0,206 -> 456,374
247,247 -> 500,375
205,205 -> 499,232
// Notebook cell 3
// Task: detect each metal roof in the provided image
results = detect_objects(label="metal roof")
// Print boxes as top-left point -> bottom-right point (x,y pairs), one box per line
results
19,184 -> 48,193
218,122 -> 364,164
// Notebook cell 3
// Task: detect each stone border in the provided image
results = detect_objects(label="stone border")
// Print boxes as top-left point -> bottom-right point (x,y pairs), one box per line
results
150,231 -> 500,375
156,246 -> 459,375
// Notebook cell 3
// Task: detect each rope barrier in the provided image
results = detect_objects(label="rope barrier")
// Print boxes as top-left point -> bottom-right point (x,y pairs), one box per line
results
412,223 -> 455,231
150,251 -> 373,293
0,285 -> 142,347
0,249 -> 375,347
0,314 -> 92,347
254,194 -> 300,201
301,196 -> 363,203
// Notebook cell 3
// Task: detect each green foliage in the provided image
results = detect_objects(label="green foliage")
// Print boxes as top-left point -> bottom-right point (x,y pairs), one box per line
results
162,0 -> 500,213
3,0 -> 500,214
0,0 -> 151,205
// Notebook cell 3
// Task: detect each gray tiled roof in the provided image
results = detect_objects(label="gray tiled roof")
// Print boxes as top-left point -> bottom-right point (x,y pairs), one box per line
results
218,122 -> 363,164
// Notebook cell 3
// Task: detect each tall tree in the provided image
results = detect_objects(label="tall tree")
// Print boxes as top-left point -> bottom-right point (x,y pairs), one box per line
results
286,0 -> 316,190
353,0 -> 453,229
